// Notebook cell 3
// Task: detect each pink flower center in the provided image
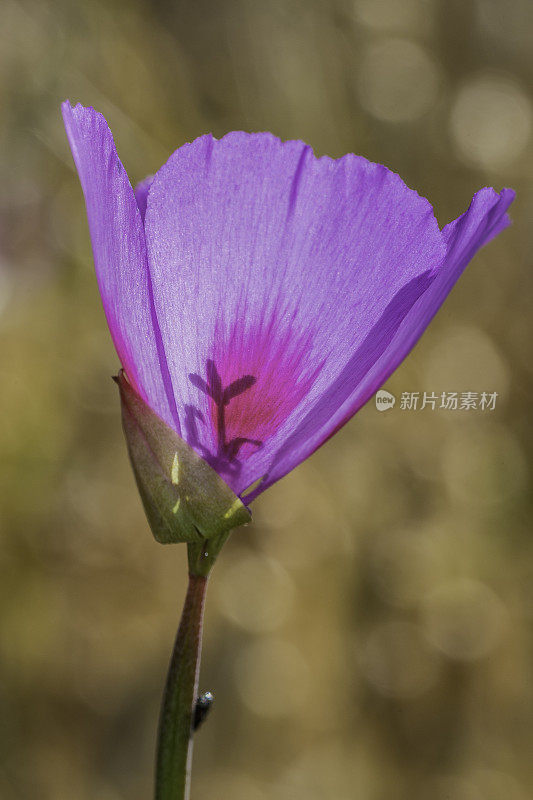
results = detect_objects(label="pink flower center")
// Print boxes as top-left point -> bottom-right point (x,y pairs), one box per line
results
206,320 -> 319,462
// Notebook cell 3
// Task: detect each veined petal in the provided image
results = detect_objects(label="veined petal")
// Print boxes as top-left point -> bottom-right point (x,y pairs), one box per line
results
256,186 -> 514,498
62,102 -> 176,431
144,132 -> 447,495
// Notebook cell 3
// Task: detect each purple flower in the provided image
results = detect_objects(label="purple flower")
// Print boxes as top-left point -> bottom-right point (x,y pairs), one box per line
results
62,101 -> 514,502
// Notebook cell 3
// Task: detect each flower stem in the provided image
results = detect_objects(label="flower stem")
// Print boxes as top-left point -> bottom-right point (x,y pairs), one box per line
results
155,570 -> 209,800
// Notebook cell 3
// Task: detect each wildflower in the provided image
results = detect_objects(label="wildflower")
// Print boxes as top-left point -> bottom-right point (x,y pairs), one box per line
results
62,101 -> 513,506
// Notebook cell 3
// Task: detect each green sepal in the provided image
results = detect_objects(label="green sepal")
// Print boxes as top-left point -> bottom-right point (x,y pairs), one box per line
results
115,370 -> 251,545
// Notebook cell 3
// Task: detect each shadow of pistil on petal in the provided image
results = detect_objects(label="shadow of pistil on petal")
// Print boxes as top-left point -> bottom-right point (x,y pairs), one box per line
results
188,360 -> 263,478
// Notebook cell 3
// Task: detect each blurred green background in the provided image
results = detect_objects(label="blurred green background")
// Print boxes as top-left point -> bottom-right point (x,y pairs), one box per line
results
1,0 -> 532,798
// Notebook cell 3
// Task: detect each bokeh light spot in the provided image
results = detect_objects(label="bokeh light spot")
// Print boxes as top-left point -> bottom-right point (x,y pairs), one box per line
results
441,424 -> 528,510
422,579 -> 507,661
216,553 -> 294,632
424,325 -> 509,400
450,74 -> 532,169
235,638 -> 310,717
353,0 -> 435,34
358,38 -> 441,122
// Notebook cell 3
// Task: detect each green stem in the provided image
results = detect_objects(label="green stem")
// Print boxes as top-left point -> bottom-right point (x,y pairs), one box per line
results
155,569 -> 209,800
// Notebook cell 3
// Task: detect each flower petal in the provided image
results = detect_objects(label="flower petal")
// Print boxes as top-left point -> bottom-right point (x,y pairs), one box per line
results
135,175 -> 154,221
144,132 -> 447,494
256,186 -> 514,498
62,102 -> 177,430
